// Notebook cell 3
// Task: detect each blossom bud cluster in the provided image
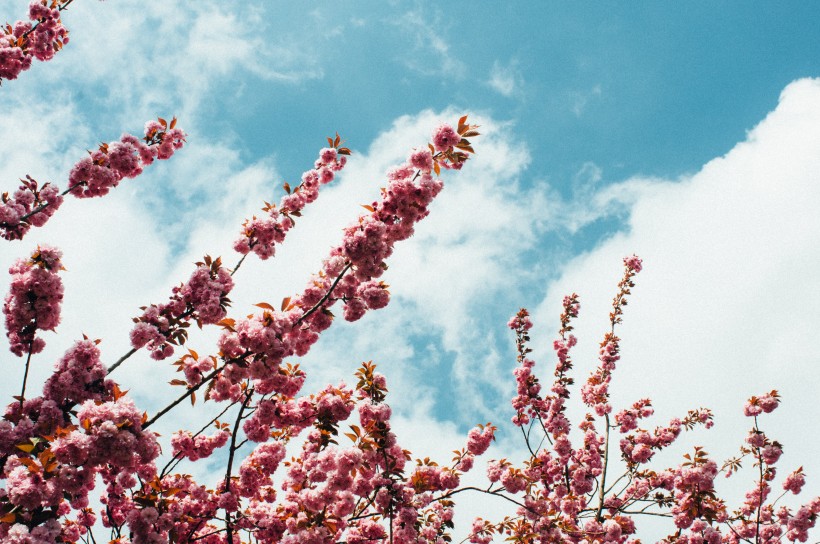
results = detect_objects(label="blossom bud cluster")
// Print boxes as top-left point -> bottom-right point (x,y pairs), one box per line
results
3,245 -> 64,356
235,145 -> 349,259
581,336 -> 620,416
131,256 -> 234,360
0,1 -> 69,83
68,119 -> 186,198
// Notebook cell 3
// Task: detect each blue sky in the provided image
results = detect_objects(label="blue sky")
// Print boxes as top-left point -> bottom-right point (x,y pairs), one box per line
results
2,1 -> 820,540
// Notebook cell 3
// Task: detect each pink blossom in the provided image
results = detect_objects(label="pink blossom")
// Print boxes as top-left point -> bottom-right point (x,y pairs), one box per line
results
0,176 -> 63,240
432,123 -> 460,152
68,121 -> 185,199
42,339 -> 110,406
623,254 -> 643,272
784,468 -> 806,495
234,143 -> 348,260
466,424 -> 495,456
3,245 -> 64,356
410,148 -> 434,171
131,257 -> 232,359
0,3 -> 68,83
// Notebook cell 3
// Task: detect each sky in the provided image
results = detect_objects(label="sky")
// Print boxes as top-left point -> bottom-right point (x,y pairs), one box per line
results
2,1 -> 820,541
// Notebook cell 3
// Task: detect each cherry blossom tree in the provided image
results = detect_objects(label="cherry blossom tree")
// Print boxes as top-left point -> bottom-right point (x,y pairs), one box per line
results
1,3 -> 818,544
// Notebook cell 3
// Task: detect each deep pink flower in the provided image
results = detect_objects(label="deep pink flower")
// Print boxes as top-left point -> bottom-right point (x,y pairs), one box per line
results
3,245 -> 64,356
432,123 -> 460,152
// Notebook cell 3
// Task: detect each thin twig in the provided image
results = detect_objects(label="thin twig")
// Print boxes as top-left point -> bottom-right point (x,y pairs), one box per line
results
223,389 -> 253,544
106,347 -> 137,374
436,486 -> 532,513
230,253 -> 248,277
596,413 -> 612,521
143,364 -> 224,429
160,399 -> 236,478
294,262 -> 352,327
19,337 -> 35,408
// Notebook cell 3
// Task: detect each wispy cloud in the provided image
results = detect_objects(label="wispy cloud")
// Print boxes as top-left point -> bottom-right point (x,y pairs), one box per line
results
20,1 -> 324,129
393,9 -> 466,79
487,59 -> 524,98
569,83 -> 602,116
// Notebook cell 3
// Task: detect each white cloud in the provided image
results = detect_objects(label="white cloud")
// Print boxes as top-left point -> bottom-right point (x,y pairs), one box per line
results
8,1 -> 323,129
531,78 -> 820,527
488,59 -> 523,98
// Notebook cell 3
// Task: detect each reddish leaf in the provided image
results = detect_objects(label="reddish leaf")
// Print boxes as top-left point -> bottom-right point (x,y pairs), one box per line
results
15,442 -> 35,453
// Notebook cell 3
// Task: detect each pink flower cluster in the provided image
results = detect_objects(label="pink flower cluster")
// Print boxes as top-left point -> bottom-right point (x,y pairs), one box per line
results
171,428 -> 230,461
215,123 -> 476,399
0,1 -> 69,83
778,498 -> 820,542
581,336 -> 620,416
131,256 -> 234,360
473,257 -> 766,543
619,417 -> 685,465
0,176 -> 64,241
234,144 -> 349,259
42,339 -> 112,407
509,302 -> 575,442
1,120 -> 185,242
177,353 -> 216,387
54,397 -> 159,472
614,398 -> 654,433
466,424 -> 495,455
623,254 -> 643,273
432,123 -> 461,152
238,441 -> 287,499
68,119 -> 185,198
0,337 -> 161,541
744,389 -> 780,417
3,245 -> 64,356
